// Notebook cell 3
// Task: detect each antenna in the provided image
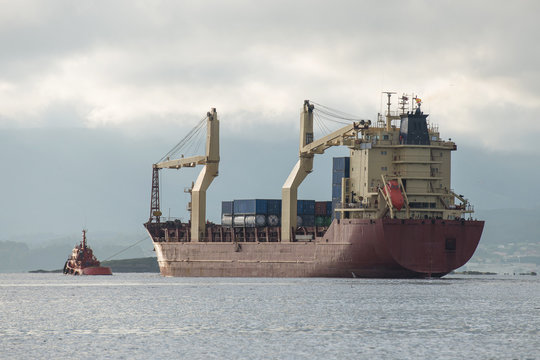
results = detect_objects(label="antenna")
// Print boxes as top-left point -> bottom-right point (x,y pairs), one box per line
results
82,229 -> 87,249
382,91 -> 396,130
399,94 -> 409,114
382,92 -> 396,115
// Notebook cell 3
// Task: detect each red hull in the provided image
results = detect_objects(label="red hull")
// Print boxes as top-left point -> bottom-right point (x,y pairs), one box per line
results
63,230 -> 113,276
151,219 -> 484,278
82,266 -> 113,275
64,265 -> 112,275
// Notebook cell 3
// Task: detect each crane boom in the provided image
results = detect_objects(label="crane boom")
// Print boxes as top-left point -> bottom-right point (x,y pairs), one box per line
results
154,155 -> 207,169
151,108 -> 219,242
300,122 -> 359,155
281,101 -> 368,242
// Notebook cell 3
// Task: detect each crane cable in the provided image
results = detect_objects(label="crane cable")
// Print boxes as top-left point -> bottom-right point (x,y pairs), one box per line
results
103,236 -> 150,262
310,101 -> 372,124
314,111 -> 332,136
311,101 -> 367,121
158,115 -> 208,163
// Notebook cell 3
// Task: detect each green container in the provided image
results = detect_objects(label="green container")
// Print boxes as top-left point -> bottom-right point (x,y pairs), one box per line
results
315,216 -> 326,226
315,216 -> 332,226
324,217 -> 332,226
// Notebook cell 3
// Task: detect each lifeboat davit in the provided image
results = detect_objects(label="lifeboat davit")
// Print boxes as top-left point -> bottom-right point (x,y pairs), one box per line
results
384,180 -> 404,211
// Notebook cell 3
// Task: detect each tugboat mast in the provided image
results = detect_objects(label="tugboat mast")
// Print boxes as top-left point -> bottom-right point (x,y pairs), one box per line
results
82,229 -> 87,249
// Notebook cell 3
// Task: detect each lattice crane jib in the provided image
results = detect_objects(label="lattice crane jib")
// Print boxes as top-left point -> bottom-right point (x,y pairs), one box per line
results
149,166 -> 161,223
149,108 -> 219,242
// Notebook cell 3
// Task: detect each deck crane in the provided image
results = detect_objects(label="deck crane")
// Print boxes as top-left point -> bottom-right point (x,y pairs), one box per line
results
150,108 -> 219,242
281,101 -> 370,241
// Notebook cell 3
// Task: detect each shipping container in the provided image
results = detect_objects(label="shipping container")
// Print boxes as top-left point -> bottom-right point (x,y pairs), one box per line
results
233,199 -> 268,215
301,214 -> 315,227
315,215 -> 326,226
332,157 -> 350,174
332,184 -> 342,199
266,199 -> 282,215
326,201 -> 333,216
221,214 -> 233,226
245,215 -> 266,227
315,201 -> 328,216
267,214 -> 280,226
221,201 -> 234,215
315,215 -> 332,227
297,200 -> 315,215
332,170 -> 348,185
233,215 -> 245,227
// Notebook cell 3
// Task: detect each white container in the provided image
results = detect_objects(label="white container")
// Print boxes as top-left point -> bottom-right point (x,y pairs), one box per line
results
221,215 -> 233,226
233,215 -> 245,227
245,215 -> 266,227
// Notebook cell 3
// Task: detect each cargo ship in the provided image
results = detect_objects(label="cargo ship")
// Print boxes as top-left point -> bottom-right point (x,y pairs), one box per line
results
63,230 -> 113,275
145,94 -> 484,278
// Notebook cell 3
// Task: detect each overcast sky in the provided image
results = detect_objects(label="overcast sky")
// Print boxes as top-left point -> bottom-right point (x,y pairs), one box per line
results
1,0 -> 539,239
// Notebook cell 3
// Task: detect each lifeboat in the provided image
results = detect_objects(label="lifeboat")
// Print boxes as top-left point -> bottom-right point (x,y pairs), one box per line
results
384,180 -> 404,211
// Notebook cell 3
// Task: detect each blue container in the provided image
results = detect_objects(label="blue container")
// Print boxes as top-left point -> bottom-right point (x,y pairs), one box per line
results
221,201 -> 234,215
332,157 -> 350,174
266,199 -> 282,215
332,170 -> 348,185
300,214 -> 315,227
326,201 -> 333,216
297,200 -> 315,215
233,199 -> 268,215
332,184 -> 342,199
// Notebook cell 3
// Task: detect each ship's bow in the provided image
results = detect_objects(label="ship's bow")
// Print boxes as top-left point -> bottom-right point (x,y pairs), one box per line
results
381,218 -> 484,276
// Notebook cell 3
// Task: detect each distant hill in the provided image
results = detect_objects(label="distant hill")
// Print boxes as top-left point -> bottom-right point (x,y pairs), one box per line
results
101,257 -> 159,273
475,208 -> 540,245
462,208 -> 540,274
0,232 -> 154,273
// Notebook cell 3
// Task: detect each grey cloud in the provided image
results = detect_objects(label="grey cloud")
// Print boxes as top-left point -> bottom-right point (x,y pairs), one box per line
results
0,0 -> 539,152
3,0 -> 540,244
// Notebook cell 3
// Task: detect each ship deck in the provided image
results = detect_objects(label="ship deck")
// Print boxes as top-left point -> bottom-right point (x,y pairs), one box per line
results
146,222 -> 329,243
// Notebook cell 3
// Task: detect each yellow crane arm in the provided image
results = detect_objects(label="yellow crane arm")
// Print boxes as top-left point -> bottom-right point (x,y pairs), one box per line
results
154,155 -> 207,169
300,123 -> 359,155
281,100 -> 367,241
151,108 -> 219,242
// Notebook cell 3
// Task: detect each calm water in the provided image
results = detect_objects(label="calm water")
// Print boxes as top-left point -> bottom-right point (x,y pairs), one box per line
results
0,273 -> 538,360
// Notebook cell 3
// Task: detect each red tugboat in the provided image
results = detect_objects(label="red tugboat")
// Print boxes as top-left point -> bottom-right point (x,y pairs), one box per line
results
63,230 -> 112,275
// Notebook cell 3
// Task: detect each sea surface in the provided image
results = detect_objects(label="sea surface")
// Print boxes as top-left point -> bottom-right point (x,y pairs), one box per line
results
0,273 -> 538,360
